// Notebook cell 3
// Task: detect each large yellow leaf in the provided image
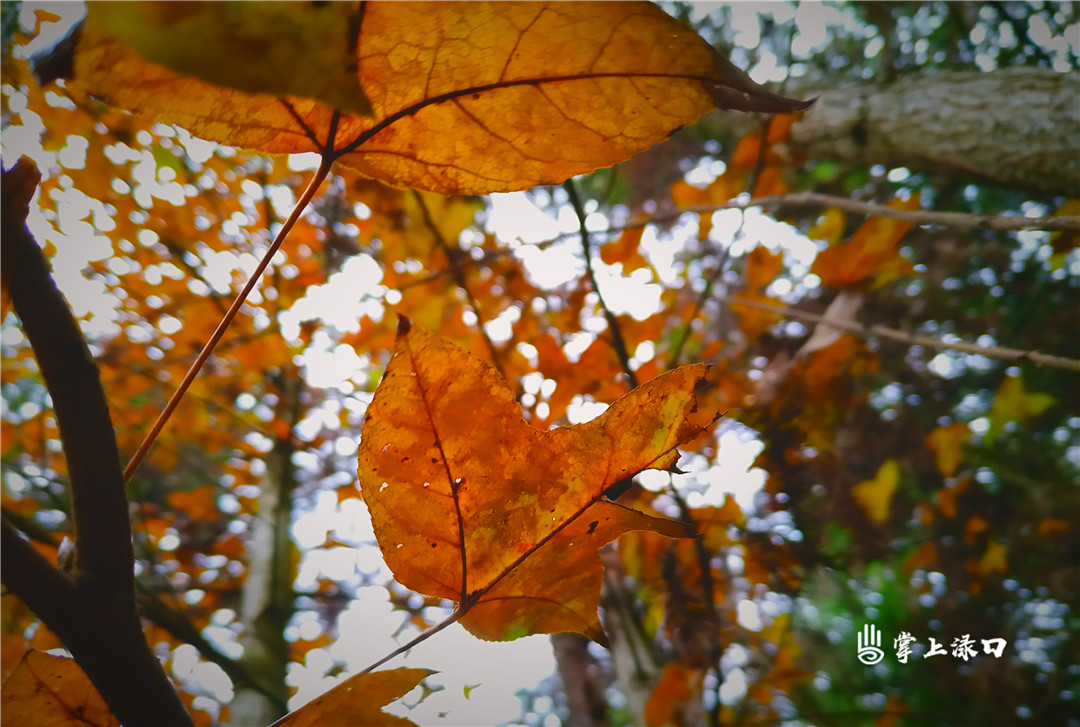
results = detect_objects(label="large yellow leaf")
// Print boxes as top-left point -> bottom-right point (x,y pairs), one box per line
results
0,651 -> 119,727
358,318 -> 717,641
69,2 -> 810,194
86,2 -> 372,116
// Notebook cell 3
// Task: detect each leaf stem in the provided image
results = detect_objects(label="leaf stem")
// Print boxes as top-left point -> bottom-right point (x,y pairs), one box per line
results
122,155 -> 335,483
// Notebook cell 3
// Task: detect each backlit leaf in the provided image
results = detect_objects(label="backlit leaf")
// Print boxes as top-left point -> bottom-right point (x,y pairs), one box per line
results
851,459 -> 900,524
87,1 -> 373,115
68,2 -> 810,194
358,319 -> 716,641
810,195 -> 919,287
925,422 -> 972,478
744,245 -> 783,291
986,374 -> 1056,440
0,651 -> 119,727
644,663 -> 704,727
274,668 -> 430,727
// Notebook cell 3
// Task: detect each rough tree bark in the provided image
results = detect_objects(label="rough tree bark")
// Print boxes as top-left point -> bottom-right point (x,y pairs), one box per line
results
699,67 -> 1078,197
1,158 -> 193,727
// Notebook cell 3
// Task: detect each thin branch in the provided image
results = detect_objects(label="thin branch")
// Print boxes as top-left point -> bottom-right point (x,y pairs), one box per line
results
123,155 -> 335,482
722,294 -> 1080,372
411,190 -> 504,375
709,191 -> 1080,232
564,179 -> 638,388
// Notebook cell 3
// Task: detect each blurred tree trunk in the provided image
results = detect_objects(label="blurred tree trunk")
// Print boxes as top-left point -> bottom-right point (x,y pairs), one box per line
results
699,67 -> 1078,197
228,374 -> 301,725
552,633 -> 613,727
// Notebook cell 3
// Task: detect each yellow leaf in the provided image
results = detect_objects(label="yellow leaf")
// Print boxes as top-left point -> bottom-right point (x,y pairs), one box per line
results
979,540 -> 1007,576
986,374 -> 1056,440
87,2 -> 372,115
925,422 -> 972,478
69,2 -> 810,195
851,459 -> 900,523
808,207 -> 845,245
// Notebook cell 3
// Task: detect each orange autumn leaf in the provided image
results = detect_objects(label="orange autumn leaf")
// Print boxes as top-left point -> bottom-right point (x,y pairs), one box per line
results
275,668 -> 429,727
876,694 -> 908,727
731,291 -> 782,343
851,459 -> 900,524
936,475 -> 972,519
0,651 -> 119,727
166,486 -> 219,521
670,180 -> 709,209
644,663 -> 705,727
601,226 -> 649,273
925,422 -> 972,478
903,542 -> 939,577
70,2 -> 810,195
811,195 -> 920,287
744,245 -> 783,292
358,319 -> 716,642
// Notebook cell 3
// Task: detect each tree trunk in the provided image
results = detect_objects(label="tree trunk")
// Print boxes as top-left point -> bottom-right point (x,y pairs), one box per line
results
700,67 -> 1079,197
552,633 -> 613,727
228,389 -> 299,726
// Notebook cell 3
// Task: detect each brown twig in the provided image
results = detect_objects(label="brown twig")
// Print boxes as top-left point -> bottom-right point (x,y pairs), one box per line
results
411,190 -> 505,375
564,179 -> 639,387
122,155 -> 335,482
699,191 -> 1080,232
722,294 -> 1080,372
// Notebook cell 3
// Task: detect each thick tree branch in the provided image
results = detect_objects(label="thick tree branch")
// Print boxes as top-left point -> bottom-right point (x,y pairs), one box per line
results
3,163 -> 130,589
2,158 -> 192,727
722,294 -> 1080,373
699,67 -> 1080,197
